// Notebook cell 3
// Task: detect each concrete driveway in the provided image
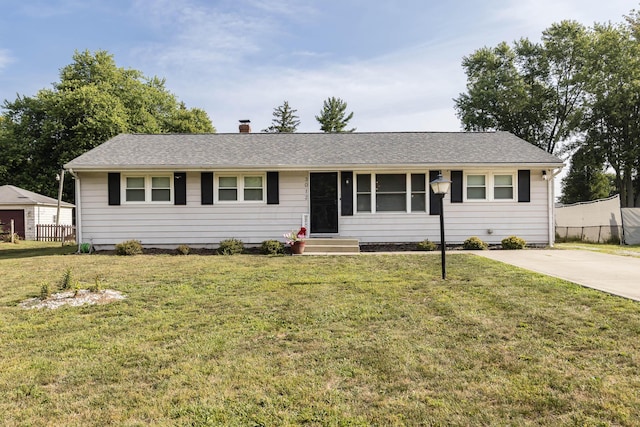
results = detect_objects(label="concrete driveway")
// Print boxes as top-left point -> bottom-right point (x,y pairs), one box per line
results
474,249 -> 640,302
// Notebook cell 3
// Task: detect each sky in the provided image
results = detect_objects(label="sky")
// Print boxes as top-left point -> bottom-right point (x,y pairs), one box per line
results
0,0 -> 636,137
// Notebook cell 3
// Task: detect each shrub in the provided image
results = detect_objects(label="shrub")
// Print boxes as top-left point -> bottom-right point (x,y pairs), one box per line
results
79,243 -> 91,253
416,239 -> 437,251
89,276 -> 102,293
60,267 -> 74,290
218,238 -> 244,255
40,282 -> 51,300
115,240 -> 143,256
501,236 -> 526,250
176,244 -> 191,255
463,236 -> 488,250
261,239 -> 285,255
2,233 -> 20,243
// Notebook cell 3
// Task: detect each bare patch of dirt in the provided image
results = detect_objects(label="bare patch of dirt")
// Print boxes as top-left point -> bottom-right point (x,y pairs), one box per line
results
20,289 -> 126,310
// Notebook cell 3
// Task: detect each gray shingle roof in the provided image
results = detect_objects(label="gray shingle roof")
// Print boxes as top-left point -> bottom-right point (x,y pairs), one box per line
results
0,185 -> 74,207
64,131 -> 563,170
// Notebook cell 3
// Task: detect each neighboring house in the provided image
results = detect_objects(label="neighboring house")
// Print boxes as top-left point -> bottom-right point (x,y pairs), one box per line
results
0,185 -> 74,240
64,130 -> 563,250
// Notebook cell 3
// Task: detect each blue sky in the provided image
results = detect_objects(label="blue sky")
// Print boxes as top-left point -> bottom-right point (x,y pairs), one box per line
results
0,0 -> 635,134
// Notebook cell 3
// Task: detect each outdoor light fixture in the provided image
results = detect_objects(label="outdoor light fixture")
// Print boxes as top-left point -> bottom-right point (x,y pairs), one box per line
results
430,172 -> 451,279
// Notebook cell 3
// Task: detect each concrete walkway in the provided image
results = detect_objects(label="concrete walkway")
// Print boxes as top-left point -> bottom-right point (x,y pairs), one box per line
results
474,249 -> 640,302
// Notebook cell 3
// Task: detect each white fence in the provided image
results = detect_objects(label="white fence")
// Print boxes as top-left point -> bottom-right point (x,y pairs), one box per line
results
555,195 -> 622,243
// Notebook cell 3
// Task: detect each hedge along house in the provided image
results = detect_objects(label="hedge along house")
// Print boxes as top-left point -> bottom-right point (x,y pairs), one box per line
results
0,185 -> 74,240
63,130 -> 563,251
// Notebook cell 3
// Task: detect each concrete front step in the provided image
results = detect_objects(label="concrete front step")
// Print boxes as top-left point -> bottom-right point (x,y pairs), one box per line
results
302,238 -> 360,254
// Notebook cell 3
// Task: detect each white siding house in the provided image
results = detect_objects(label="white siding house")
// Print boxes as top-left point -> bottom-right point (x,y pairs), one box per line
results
0,185 -> 74,240
64,131 -> 563,250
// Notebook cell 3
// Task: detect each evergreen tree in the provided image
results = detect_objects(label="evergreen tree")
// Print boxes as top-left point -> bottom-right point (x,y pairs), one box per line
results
262,101 -> 300,133
315,97 -> 355,133
559,147 -> 613,204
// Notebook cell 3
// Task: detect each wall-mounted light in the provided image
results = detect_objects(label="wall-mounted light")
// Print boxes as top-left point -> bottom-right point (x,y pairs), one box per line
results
542,170 -> 548,181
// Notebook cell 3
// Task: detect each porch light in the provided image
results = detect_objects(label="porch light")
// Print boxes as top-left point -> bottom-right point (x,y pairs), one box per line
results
430,172 -> 451,280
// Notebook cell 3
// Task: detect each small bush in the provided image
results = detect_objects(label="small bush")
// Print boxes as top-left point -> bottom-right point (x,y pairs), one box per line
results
501,236 -> 526,250
261,239 -> 285,255
416,239 -> 437,251
89,276 -> 103,293
115,240 -> 143,256
176,244 -> 191,255
463,236 -> 488,250
79,243 -> 91,253
2,233 -> 20,243
40,283 -> 51,300
60,267 -> 74,290
218,238 -> 244,255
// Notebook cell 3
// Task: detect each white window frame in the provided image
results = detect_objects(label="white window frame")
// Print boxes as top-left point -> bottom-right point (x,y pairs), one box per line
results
122,174 -> 173,204
215,173 -> 265,203
464,172 -> 517,202
355,172 -> 426,214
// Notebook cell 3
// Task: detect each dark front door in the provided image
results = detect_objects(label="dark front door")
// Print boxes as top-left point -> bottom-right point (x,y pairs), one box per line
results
310,172 -> 338,233
0,209 -> 25,239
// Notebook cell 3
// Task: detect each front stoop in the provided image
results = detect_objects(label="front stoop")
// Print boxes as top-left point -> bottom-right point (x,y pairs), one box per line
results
302,238 -> 360,255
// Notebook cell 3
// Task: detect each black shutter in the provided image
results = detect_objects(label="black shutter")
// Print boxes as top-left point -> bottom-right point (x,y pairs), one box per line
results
429,170 -> 441,216
201,172 -> 214,205
267,172 -> 279,204
174,172 -> 187,205
341,171 -> 353,216
108,172 -> 120,206
518,170 -> 530,202
451,170 -> 463,203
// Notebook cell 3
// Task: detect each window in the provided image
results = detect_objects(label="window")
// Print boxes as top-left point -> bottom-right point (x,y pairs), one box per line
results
376,174 -> 406,212
465,173 -> 517,201
494,174 -> 514,199
124,175 -> 172,203
151,177 -> 171,202
357,174 -> 371,212
466,175 -> 486,200
411,174 -> 426,212
244,176 -> 263,201
217,174 -> 264,202
218,176 -> 238,201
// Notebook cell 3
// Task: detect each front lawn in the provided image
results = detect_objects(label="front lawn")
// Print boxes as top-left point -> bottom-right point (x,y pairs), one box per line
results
1,249 -> 639,426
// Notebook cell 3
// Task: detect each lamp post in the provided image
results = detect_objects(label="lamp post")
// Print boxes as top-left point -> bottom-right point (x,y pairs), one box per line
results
430,172 -> 451,279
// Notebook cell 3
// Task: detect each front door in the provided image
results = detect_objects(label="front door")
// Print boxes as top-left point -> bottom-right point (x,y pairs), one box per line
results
310,172 -> 338,234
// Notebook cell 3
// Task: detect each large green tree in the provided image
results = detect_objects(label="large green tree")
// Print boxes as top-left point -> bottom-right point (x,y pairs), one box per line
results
315,97 -> 355,133
454,20 -> 589,154
559,147 -> 614,204
581,21 -> 640,207
0,50 -> 214,202
262,101 -> 300,133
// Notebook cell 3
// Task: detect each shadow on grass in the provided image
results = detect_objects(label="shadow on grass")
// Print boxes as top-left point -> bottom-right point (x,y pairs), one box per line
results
0,244 -> 77,260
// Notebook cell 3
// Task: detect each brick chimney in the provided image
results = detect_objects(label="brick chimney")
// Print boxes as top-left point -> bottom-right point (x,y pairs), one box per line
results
239,119 -> 251,133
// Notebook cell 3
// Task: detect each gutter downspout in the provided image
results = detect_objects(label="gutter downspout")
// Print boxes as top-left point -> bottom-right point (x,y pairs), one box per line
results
67,168 -> 82,253
547,168 -> 563,247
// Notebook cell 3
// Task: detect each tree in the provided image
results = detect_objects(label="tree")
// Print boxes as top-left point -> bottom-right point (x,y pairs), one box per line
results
580,21 -> 640,207
0,50 -> 215,202
454,21 -> 589,154
262,101 -> 300,133
559,147 -> 613,204
315,97 -> 355,133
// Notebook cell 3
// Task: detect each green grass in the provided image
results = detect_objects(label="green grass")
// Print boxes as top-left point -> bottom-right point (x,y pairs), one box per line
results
1,245 -> 640,425
556,242 -> 640,257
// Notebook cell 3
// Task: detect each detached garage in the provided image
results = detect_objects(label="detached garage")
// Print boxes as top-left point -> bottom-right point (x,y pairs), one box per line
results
0,185 -> 74,240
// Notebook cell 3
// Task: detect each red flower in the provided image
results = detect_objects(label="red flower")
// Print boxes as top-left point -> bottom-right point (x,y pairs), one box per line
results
297,227 -> 307,238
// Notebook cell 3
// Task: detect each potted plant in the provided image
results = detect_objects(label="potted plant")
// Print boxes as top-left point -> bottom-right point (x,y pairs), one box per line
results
284,227 -> 307,254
